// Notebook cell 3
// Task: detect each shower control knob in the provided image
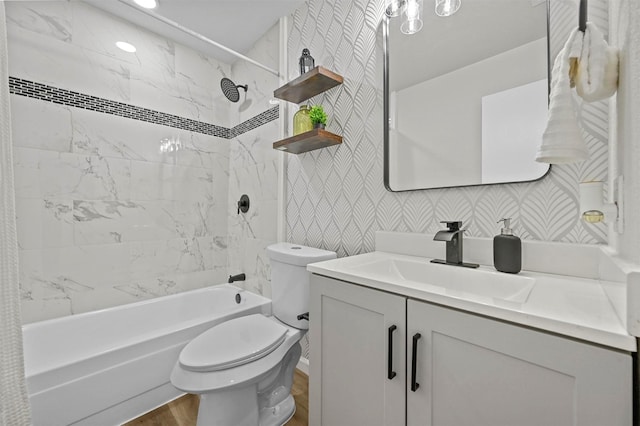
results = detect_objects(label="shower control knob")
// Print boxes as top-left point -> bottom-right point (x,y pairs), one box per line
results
237,194 -> 250,214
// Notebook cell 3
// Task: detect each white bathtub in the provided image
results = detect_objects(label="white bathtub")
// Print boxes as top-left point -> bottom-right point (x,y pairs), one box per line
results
22,284 -> 271,426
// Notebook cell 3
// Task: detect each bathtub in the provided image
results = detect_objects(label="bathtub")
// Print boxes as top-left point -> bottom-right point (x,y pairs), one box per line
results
22,284 -> 271,426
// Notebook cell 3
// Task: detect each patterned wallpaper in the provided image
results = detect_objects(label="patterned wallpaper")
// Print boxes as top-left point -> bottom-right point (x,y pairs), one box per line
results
286,0 -> 611,258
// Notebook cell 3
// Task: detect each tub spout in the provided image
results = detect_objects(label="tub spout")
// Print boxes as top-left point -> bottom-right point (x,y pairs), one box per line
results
228,273 -> 246,284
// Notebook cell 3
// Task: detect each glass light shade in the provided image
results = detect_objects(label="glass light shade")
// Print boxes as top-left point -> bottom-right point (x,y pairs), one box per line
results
435,0 -> 461,17
579,181 -> 608,223
578,179 -> 622,227
400,0 -> 423,34
582,210 -> 605,223
385,0 -> 405,17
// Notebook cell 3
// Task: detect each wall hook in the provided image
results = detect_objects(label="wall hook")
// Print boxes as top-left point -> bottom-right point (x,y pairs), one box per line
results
237,194 -> 250,214
578,0 -> 587,32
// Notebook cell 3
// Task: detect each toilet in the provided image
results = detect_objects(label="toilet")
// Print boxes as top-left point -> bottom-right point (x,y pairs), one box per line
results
170,243 -> 336,426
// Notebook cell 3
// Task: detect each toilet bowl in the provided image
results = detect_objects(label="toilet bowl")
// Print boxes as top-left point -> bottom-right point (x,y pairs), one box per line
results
170,243 -> 336,426
170,314 -> 303,426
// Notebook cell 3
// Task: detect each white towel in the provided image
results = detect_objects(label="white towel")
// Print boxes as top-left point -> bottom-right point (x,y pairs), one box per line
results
535,28 -> 589,164
574,22 -> 619,102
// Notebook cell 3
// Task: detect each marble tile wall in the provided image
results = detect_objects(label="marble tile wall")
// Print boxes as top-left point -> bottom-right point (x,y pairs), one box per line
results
7,1 -> 235,323
227,23 -> 281,299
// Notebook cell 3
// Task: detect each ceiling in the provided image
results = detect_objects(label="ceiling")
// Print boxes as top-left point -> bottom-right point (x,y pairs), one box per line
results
85,0 -> 306,65
85,0 -> 547,81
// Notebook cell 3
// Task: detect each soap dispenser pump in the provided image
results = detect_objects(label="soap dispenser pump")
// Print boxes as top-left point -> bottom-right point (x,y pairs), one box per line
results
493,218 -> 521,274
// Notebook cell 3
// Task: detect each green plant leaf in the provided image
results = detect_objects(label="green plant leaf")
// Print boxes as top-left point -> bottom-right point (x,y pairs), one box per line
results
309,105 -> 327,124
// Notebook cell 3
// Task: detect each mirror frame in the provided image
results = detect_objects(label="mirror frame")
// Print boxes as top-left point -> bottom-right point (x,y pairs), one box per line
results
382,2 -> 552,192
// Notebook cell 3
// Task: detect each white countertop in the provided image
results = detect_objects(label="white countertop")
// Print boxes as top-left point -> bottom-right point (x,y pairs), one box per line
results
308,251 -> 636,352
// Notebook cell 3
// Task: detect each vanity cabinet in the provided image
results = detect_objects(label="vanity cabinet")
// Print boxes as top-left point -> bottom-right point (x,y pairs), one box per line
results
309,274 -> 632,426
309,274 -> 406,426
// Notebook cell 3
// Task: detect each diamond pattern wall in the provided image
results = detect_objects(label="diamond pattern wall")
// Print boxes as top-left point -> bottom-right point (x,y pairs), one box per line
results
287,0 -> 610,258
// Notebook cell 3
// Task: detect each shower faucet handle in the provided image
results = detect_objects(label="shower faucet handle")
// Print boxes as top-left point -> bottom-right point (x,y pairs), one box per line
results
237,194 -> 250,214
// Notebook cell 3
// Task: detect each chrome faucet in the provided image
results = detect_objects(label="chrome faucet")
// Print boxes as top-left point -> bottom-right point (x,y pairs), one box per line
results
431,221 -> 479,268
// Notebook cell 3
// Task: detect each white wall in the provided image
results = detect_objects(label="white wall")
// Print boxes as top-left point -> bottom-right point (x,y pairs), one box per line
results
391,39 -> 547,189
610,0 -> 640,263
481,79 -> 549,183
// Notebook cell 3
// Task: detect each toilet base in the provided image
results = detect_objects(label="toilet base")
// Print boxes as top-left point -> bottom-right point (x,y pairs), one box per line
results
196,386 -> 296,426
198,386 -> 259,426
193,342 -> 302,426
259,394 -> 295,426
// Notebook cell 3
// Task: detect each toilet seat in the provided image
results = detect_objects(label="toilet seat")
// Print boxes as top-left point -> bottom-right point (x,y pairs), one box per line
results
179,314 -> 288,372
171,321 -> 303,394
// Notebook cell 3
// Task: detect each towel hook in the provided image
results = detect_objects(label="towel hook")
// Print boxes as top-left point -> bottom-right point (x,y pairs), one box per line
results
578,0 -> 587,32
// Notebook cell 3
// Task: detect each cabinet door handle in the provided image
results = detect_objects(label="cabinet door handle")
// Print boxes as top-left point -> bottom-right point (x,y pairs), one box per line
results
411,333 -> 422,392
388,325 -> 397,380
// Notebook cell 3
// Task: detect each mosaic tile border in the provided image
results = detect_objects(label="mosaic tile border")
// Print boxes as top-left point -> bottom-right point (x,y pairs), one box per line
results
230,106 -> 279,138
8,77 -> 278,139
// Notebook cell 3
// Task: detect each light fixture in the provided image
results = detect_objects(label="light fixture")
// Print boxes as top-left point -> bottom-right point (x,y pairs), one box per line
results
133,0 -> 157,9
579,180 -> 622,231
401,0 -> 423,35
435,0 -> 461,17
115,41 -> 137,53
385,0 -> 406,17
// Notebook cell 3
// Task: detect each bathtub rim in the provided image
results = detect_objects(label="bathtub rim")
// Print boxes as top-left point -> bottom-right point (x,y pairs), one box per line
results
22,284 -> 271,378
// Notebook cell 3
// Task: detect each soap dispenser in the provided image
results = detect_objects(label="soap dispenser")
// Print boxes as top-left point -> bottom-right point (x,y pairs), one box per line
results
493,218 -> 521,274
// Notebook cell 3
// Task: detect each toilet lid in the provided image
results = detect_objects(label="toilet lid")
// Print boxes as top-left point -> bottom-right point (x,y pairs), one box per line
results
179,314 -> 288,372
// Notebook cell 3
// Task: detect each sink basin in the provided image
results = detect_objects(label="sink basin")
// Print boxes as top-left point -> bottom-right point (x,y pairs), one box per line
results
344,257 -> 535,305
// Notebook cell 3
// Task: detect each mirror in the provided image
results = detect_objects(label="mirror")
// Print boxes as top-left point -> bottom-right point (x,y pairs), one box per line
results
383,0 -> 550,191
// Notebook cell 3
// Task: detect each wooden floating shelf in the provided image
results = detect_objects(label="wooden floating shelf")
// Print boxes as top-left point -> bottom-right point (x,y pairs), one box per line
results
274,66 -> 344,104
273,128 -> 342,154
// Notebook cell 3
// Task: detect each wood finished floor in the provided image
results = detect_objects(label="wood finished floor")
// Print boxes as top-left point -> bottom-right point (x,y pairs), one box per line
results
123,369 -> 308,426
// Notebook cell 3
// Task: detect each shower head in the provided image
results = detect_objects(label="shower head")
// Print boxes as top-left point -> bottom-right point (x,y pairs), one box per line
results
220,78 -> 248,103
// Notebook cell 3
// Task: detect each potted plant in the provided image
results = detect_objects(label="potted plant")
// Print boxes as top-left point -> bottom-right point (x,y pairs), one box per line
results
309,105 -> 327,129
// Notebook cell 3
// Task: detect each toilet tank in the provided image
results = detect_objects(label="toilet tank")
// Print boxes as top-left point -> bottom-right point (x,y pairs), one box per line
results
267,243 -> 336,329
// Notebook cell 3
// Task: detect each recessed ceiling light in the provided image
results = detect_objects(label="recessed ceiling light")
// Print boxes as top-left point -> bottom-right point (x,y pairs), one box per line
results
116,41 -> 137,53
133,0 -> 158,9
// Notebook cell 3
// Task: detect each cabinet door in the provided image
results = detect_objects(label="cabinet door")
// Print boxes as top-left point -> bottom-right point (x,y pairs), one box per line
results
407,300 -> 632,426
309,275 -> 406,426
